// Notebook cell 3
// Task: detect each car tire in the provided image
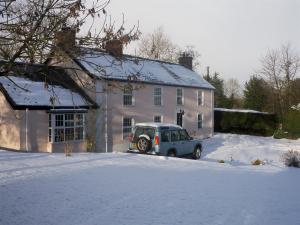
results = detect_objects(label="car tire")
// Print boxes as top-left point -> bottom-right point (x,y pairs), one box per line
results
167,149 -> 176,157
193,146 -> 201,160
137,137 -> 151,153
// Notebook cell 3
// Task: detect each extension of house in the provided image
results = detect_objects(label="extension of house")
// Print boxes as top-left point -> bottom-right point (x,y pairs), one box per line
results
0,62 -> 96,152
0,28 -> 215,153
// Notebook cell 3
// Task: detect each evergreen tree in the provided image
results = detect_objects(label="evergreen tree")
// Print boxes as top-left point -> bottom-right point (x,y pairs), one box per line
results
243,75 -> 268,111
204,72 -> 228,107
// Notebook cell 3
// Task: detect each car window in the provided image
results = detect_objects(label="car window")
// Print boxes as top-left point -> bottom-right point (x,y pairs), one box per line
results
179,129 -> 189,141
161,131 -> 170,142
133,127 -> 144,142
171,130 -> 180,142
144,127 -> 155,139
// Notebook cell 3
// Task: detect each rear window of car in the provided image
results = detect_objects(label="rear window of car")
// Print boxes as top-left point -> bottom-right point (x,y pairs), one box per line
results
133,126 -> 155,142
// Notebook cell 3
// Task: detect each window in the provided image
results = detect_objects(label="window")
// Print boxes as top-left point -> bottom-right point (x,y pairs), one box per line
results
123,117 -> 133,139
176,88 -> 183,105
161,130 -> 170,142
154,87 -> 162,106
154,115 -> 162,123
198,90 -> 204,106
179,129 -> 189,140
171,130 -> 180,142
48,113 -> 85,143
198,113 -> 203,129
123,86 -> 133,106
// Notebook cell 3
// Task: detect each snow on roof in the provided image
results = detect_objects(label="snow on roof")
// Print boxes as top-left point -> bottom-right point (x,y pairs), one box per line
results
214,108 -> 270,114
135,122 -> 182,129
75,48 -> 215,89
0,76 -> 91,108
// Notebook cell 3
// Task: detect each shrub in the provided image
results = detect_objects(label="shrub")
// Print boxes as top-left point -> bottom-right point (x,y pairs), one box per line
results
273,129 -> 287,139
214,110 -> 277,136
218,160 -> 225,163
281,150 -> 300,168
251,159 -> 263,165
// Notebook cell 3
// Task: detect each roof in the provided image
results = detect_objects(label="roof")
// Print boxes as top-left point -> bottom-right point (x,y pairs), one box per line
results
0,61 -> 97,110
214,108 -> 270,114
73,48 -> 215,90
135,122 -> 182,129
0,76 -> 92,109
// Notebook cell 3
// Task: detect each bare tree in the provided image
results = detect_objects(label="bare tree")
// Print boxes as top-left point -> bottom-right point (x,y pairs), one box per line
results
137,26 -> 179,62
259,44 -> 300,119
0,0 -> 139,75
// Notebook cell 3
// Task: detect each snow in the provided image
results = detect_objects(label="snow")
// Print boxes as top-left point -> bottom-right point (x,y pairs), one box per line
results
215,107 -> 269,114
0,76 -> 90,107
76,48 -> 215,89
1,133 -> 300,225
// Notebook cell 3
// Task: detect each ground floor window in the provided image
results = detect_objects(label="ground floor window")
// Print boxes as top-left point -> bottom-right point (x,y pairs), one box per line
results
123,117 -> 134,140
154,115 -> 162,123
198,113 -> 203,129
48,113 -> 85,143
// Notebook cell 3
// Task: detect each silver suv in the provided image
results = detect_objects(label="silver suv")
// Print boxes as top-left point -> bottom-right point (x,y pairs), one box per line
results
129,123 -> 202,159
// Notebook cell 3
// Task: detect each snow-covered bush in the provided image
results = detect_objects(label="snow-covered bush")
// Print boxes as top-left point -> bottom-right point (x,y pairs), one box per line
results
281,150 -> 300,168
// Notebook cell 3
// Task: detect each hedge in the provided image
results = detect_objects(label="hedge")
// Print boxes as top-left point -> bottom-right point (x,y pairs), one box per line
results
214,110 -> 278,136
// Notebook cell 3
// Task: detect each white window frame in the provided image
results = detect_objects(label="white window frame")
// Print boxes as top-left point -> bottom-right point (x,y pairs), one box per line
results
154,115 -> 163,123
176,88 -> 184,106
197,90 -> 204,106
154,86 -> 163,106
122,117 -> 134,140
197,113 -> 203,129
48,113 -> 85,143
123,87 -> 134,106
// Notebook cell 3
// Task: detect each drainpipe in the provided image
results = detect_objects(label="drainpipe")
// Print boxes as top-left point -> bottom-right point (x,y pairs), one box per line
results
25,108 -> 29,152
105,83 -> 108,153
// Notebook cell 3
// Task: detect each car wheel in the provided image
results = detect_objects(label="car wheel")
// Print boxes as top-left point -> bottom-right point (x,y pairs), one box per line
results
137,137 -> 150,153
193,146 -> 201,160
167,150 -> 176,157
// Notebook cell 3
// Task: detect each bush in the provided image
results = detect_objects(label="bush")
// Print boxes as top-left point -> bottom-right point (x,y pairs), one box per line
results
218,160 -> 225,163
283,110 -> 300,139
214,110 -> 277,136
281,150 -> 300,168
251,159 -> 263,165
273,129 -> 287,139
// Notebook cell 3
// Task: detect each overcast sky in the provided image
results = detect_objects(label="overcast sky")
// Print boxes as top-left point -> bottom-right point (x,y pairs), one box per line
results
106,0 -> 300,84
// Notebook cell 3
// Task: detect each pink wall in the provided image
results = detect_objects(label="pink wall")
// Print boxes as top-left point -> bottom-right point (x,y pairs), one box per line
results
105,82 -> 214,151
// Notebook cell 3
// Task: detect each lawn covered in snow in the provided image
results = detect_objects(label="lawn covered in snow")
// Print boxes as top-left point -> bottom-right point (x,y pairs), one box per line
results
1,133 -> 300,225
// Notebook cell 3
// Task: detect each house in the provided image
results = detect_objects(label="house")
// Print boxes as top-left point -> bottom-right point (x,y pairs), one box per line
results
0,62 -> 96,152
49,29 -> 215,152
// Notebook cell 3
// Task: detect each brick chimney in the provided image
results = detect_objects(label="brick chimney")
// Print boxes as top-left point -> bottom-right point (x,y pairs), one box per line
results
105,39 -> 123,57
55,27 -> 76,50
178,52 -> 193,70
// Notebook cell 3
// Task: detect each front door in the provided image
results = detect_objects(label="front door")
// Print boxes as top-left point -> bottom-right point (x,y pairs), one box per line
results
176,113 -> 183,127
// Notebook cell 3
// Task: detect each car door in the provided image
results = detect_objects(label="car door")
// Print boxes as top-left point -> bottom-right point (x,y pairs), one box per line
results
170,130 -> 182,156
179,129 -> 194,155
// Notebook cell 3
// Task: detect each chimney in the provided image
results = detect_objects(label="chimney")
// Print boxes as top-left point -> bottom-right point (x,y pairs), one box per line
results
55,27 -> 76,50
178,52 -> 193,70
105,39 -> 123,57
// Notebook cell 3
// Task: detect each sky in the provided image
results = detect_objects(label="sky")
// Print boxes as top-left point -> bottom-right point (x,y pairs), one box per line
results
105,0 -> 300,85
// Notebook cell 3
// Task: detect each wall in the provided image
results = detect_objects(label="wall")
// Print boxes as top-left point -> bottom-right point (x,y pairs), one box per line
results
0,92 -> 22,150
105,82 -> 214,152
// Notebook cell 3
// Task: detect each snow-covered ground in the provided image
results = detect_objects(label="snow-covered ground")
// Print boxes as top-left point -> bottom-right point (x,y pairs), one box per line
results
1,133 -> 300,225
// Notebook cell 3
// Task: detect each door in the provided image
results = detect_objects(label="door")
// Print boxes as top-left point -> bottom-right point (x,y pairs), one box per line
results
176,113 -> 183,127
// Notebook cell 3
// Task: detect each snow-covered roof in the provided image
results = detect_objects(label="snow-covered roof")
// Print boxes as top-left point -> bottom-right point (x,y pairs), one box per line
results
214,108 -> 269,114
135,122 -> 182,129
75,48 -> 215,89
0,76 -> 91,109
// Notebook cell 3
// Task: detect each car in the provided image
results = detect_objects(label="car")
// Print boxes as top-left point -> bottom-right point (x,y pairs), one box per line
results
128,122 -> 202,159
